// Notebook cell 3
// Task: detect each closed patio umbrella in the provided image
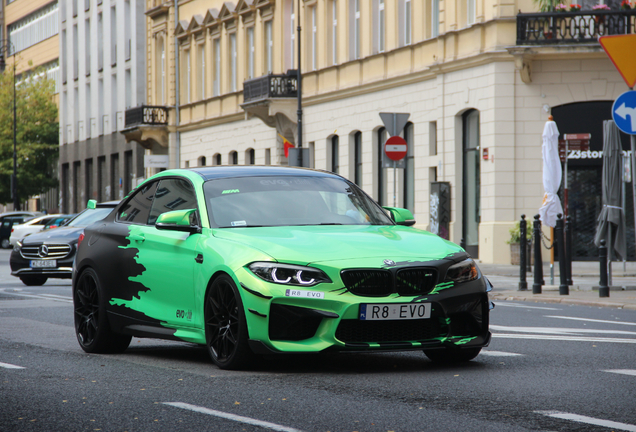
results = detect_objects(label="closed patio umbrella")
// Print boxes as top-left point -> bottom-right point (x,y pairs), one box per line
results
594,120 -> 627,269
539,117 -> 563,228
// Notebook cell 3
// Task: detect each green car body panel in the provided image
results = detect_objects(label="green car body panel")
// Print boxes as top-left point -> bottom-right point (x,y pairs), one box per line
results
74,166 -> 491,363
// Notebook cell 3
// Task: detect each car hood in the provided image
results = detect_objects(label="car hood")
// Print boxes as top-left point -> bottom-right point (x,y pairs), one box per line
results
21,226 -> 84,245
212,225 -> 463,265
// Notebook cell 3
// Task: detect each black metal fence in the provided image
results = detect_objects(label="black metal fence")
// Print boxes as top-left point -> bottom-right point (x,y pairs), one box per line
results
517,10 -> 636,44
243,71 -> 298,103
124,105 -> 169,128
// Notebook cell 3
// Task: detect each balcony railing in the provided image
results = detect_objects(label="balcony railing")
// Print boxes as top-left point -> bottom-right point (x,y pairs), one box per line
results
517,10 -> 636,44
124,105 -> 168,128
243,71 -> 298,103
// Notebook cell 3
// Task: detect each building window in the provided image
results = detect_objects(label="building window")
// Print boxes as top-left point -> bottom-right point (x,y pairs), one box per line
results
311,6 -> 317,70
246,148 -> 255,165
85,18 -> 91,75
157,35 -> 166,104
214,153 -> 222,165
405,0 -> 411,45
213,38 -> 221,96
331,0 -> 338,65
331,136 -> 339,174
185,49 -> 191,103
8,2 -> 59,54
354,131 -> 362,186
378,0 -> 385,53
247,27 -> 255,79
265,21 -> 273,73
198,43 -> 205,100
431,0 -> 439,37
230,151 -> 238,165
229,33 -> 237,92
467,0 -> 476,25
354,0 -> 360,59
290,0 -> 295,69
198,156 -> 206,167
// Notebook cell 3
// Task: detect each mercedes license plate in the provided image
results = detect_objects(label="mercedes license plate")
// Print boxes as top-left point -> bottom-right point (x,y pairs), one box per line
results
360,303 -> 431,321
30,260 -> 56,268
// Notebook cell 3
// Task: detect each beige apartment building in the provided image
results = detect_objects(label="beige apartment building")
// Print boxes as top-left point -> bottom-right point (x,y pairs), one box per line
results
127,0 -> 636,264
1,0 -> 59,212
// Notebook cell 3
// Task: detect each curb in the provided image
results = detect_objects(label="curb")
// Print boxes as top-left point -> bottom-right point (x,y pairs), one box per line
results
489,293 -> 636,310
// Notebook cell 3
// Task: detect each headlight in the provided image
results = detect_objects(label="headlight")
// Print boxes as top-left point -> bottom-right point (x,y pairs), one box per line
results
248,262 -> 332,287
444,258 -> 478,284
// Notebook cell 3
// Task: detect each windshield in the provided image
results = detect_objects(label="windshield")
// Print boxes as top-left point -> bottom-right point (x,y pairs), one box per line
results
65,207 -> 114,227
204,176 -> 393,228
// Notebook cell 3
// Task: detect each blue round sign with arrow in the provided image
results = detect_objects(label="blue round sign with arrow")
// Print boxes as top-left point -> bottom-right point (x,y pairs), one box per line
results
613,90 -> 636,135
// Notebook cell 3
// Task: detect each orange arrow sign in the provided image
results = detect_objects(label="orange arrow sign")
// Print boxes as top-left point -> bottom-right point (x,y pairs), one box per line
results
599,34 -> 636,89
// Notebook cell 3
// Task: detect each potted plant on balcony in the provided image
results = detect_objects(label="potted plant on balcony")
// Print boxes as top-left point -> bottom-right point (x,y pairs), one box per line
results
508,222 -> 533,265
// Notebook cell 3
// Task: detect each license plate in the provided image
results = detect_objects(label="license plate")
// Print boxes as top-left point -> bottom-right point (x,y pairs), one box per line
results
30,260 -> 56,268
360,303 -> 431,321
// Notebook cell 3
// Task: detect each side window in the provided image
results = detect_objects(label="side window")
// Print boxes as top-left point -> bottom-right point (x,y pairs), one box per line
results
116,181 -> 159,224
147,178 -> 197,225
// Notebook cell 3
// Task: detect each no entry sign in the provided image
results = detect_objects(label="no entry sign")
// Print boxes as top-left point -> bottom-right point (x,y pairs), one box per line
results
384,136 -> 408,161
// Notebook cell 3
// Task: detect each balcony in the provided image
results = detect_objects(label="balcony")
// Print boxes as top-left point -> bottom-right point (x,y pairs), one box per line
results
124,105 -> 169,128
243,71 -> 298,103
517,10 -> 636,44
241,71 -> 299,143
122,105 -> 169,150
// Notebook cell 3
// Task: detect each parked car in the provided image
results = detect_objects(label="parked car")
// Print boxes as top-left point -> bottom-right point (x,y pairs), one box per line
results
10,201 -> 118,286
42,214 -> 76,231
0,216 -> 33,249
72,167 -> 492,370
9,214 -> 74,247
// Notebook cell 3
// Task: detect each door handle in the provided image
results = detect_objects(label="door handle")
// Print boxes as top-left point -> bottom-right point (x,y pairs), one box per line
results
129,233 -> 145,243
195,254 -> 204,264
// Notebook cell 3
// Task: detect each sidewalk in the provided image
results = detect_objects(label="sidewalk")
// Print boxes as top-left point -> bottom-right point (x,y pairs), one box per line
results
478,261 -> 636,311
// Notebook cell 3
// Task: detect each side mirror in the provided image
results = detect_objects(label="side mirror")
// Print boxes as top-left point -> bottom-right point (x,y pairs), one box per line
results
156,209 -> 201,234
382,206 -> 416,226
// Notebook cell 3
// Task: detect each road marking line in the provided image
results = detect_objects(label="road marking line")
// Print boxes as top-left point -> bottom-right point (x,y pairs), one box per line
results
493,333 -> 636,343
535,410 -> 636,432
39,294 -> 73,300
162,402 -> 304,432
0,362 -> 25,369
479,350 -> 523,357
491,302 -> 561,310
491,324 -> 636,336
0,291 -> 72,303
603,369 -> 636,377
545,315 -> 636,326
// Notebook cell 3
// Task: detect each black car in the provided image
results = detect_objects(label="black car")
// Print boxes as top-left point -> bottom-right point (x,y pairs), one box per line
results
10,201 -> 118,286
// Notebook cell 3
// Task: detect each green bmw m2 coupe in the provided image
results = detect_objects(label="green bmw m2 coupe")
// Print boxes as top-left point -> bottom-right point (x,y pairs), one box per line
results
73,166 -> 492,369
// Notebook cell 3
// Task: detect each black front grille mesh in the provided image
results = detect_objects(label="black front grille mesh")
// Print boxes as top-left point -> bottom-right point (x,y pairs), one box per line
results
340,270 -> 393,296
341,268 -> 438,297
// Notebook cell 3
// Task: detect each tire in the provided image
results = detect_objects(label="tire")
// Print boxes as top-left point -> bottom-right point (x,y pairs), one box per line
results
20,276 -> 48,286
73,267 -> 132,354
204,274 -> 255,370
1,238 -> 10,249
424,347 -> 482,363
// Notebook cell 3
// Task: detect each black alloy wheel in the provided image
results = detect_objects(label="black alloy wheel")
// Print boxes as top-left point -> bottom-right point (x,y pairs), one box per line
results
73,268 -> 131,354
205,274 -> 254,370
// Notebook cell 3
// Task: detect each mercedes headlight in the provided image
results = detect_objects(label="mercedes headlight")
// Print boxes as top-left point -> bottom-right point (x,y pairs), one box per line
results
248,262 -> 331,287
444,258 -> 479,284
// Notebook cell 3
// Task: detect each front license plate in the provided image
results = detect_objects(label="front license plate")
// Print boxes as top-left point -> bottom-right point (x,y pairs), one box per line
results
30,260 -> 56,268
360,303 -> 431,321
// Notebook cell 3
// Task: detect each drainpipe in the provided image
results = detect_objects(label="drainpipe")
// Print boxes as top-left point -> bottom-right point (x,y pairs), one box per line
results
174,0 -> 180,169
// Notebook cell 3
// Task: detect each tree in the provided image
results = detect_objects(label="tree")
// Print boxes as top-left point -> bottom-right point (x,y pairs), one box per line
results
0,61 -> 59,206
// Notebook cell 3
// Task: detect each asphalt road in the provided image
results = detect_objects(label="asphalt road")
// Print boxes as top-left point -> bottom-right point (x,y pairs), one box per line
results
1,249 -> 635,432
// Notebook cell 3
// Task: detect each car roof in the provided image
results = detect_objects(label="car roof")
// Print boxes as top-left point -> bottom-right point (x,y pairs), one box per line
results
96,201 -> 120,208
188,166 -> 341,181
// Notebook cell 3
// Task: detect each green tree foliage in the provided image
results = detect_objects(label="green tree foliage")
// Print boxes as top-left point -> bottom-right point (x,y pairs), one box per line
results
0,62 -> 59,205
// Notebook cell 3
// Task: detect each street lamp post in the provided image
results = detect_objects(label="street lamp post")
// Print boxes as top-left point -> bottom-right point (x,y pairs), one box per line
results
0,39 -> 19,211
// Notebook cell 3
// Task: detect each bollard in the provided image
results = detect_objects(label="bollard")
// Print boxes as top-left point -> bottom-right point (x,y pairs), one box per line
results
519,214 -> 528,291
532,214 -> 543,294
565,215 -> 573,286
556,214 -> 569,295
599,239 -> 609,298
